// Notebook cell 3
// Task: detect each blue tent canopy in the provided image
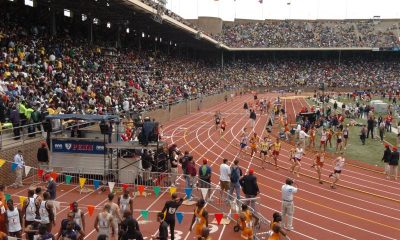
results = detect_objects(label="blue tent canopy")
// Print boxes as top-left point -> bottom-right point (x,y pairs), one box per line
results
45,114 -> 120,122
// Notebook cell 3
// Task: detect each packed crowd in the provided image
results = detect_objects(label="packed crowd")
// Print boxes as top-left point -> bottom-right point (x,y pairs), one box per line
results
213,20 -> 399,48
2,17 -> 400,132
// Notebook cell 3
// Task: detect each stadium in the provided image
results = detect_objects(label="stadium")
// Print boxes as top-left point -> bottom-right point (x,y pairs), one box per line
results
0,0 -> 399,240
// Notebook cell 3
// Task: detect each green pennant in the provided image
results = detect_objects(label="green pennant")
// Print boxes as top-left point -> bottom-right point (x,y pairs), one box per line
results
65,175 -> 73,184
5,193 -> 11,201
153,186 -> 160,197
140,210 -> 149,220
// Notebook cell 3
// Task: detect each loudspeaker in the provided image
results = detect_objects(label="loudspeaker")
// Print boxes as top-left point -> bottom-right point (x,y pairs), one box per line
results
99,121 -> 109,135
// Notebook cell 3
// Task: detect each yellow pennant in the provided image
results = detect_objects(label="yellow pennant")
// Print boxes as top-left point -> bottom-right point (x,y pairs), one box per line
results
19,196 -> 27,207
169,187 -> 176,195
0,159 -> 6,167
79,178 -> 86,188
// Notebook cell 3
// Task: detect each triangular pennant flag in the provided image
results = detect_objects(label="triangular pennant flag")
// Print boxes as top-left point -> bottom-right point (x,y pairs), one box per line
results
38,169 -> 44,178
153,186 -> 160,197
79,178 -> 86,188
0,159 -> 6,167
87,205 -> 95,216
53,201 -> 60,210
138,185 -> 145,195
5,194 -> 11,201
65,175 -> 73,184
169,187 -> 176,195
122,183 -> 129,190
108,182 -> 115,192
185,188 -> 193,198
140,210 -> 149,220
215,213 -> 223,224
11,163 -> 18,171
176,212 -> 184,224
200,188 -> 208,199
93,180 -> 100,190
69,203 -> 74,210
24,166 -> 32,176
233,213 -> 239,220
50,172 -> 59,181
19,196 -> 27,207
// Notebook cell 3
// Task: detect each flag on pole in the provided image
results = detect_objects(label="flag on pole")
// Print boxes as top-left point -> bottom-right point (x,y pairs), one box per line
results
176,212 -> 184,224
153,186 -> 161,197
19,196 -> 27,207
200,188 -> 208,199
169,187 -> 176,195
140,210 -> 149,220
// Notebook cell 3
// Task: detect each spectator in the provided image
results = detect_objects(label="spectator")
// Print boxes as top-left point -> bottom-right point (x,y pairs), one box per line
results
46,175 -> 57,200
219,158 -> 231,203
382,144 -> 392,179
12,150 -> 24,188
367,116 -> 375,139
186,156 -> 197,189
161,193 -> 184,240
153,212 -> 168,240
281,178 -> 298,231
229,159 -> 242,201
198,159 -> 212,200
360,125 -> 367,145
239,169 -> 260,210
389,147 -> 399,180
37,142 -> 49,170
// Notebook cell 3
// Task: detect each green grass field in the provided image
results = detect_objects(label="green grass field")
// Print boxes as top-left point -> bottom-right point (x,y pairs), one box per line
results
303,98 -> 397,167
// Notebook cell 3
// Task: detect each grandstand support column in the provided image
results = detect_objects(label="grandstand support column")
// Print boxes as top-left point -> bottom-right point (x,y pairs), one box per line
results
221,51 -> 224,69
89,18 -> 93,45
116,26 -> 121,48
338,50 -> 342,65
50,6 -> 56,36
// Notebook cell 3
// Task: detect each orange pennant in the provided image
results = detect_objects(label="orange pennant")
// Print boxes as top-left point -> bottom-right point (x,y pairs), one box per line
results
138,185 -> 145,195
50,172 -> 59,181
122,184 -> 129,190
87,205 -> 95,216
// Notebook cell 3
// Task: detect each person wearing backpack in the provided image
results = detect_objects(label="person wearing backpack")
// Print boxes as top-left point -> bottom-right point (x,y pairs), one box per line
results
229,159 -> 242,201
198,159 -> 212,201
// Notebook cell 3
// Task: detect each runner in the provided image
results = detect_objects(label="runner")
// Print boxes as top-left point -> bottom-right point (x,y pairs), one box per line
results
239,204 -> 259,240
106,193 -> 122,237
5,199 -> 22,238
268,212 -> 288,240
23,190 -> 37,228
335,127 -> 344,153
311,151 -> 325,184
272,138 -> 281,170
71,201 -> 86,231
94,204 -> 115,239
239,133 -> 249,159
39,192 -> 55,232
220,118 -> 227,136
214,111 -> 221,130
161,193 -> 185,240
308,127 -> 316,149
259,136 -> 270,169
118,190 -> 133,217
249,132 -> 260,158
343,124 -> 350,148
326,128 -> 333,148
289,143 -> 304,177
319,128 -> 327,152
189,199 -> 208,238
329,152 -> 346,189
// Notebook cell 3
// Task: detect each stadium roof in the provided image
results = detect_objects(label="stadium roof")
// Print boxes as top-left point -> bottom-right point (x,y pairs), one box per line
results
35,0 -> 223,50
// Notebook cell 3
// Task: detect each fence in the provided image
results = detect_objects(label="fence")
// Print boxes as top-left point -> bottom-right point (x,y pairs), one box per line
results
25,163 -> 272,240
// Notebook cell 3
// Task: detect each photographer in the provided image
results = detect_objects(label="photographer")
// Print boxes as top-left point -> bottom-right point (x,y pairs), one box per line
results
281,178 -> 298,231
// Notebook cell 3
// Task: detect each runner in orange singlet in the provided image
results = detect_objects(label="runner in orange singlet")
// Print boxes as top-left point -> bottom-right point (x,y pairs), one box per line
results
239,205 -> 258,240
189,199 -> 208,238
272,139 -> 281,170
249,133 -> 259,157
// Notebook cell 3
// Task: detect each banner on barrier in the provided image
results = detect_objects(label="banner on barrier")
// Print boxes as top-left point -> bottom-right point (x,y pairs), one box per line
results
52,139 -> 105,154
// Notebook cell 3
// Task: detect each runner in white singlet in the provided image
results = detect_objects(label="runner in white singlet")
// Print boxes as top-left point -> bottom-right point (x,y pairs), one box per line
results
6,199 -> 22,238
24,189 -> 38,226
72,201 -> 85,231
118,190 -> 133,216
94,204 -> 115,239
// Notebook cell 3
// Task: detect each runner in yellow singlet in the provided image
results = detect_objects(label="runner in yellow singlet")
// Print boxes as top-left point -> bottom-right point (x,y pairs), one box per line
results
272,138 -> 281,170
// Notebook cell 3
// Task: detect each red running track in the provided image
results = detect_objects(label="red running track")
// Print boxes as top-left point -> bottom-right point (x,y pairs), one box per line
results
5,93 -> 400,240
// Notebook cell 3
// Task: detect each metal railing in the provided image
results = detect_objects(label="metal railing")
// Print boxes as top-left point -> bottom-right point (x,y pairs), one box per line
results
30,164 -> 271,240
